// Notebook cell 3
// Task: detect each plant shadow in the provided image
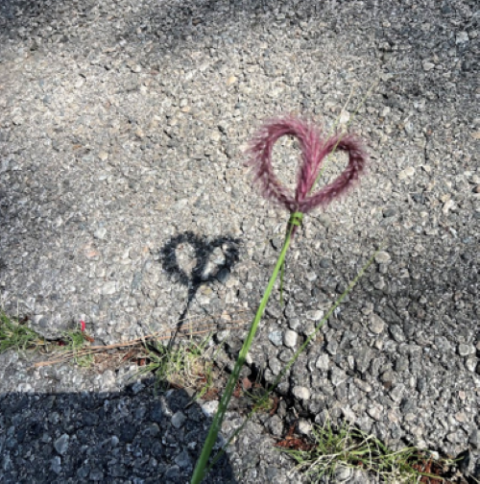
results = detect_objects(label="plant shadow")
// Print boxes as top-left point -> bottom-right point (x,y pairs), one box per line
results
159,231 -> 241,344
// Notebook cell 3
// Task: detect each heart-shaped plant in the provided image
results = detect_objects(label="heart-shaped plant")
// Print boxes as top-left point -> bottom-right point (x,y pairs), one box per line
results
191,117 -> 368,484
248,116 -> 366,223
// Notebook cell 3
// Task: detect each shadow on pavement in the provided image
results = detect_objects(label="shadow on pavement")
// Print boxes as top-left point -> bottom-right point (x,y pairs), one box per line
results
0,381 -> 236,483
160,231 -> 241,344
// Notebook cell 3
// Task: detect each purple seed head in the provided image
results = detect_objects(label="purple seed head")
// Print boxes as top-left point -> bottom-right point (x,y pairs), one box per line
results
247,116 -> 367,217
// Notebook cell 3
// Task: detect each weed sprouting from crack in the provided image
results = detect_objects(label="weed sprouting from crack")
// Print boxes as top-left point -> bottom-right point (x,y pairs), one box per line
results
136,333 -> 218,395
280,420 -> 457,483
0,311 -> 45,353
60,329 -> 94,367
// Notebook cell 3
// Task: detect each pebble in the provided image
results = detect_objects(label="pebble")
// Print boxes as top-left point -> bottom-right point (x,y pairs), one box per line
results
267,415 -> 284,437
216,268 -> 230,284
389,325 -> 405,343
443,199 -> 455,214
422,61 -> 435,71
456,32 -> 469,44
458,344 -> 475,357
171,411 -> 187,429
382,207 -> 396,218
367,404 -> 383,421
268,330 -> 283,347
297,419 -> 312,435
465,357 -> 477,372
200,401 -> 218,418
98,151 -> 109,161
291,386 -> 311,401
100,281 -> 117,295
54,434 -> 69,455
335,466 -> 353,482
283,329 -> 298,348
368,314 -> 386,334
398,167 -> 415,179
330,366 -> 347,387
306,310 -> 324,321
374,251 -> 391,264
315,354 -> 330,371
94,227 -> 107,239
51,456 -> 62,474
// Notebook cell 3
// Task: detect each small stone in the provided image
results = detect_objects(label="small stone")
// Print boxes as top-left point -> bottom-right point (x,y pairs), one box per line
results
456,32 -> 469,44
319,258 -> 331,268
226,75 -> 238,86
216,330 -> 230,342
398,167 -> 415,180
268,330 -> 283,346
382,207 -> 396,218
306,310 -> 324,321
89,468 -> 104,481
458,344 -> 475,357
98,151 -> 109,161
443,199 -> 455,214
216,268 -> 230,284
100,369 -> 116,388
374,251 -> 391,264
144,423 -> 160,438
174,449 -> 192,469
54,434 -> 69,455
367,404 -> 383,421
278,349 -> 293,362
171,411 -> 187,429
94,227 -> 107,239
268,357 -> 282,376
267,415 -> 284,436
389,325 -> 405,343
292,385 -> 310,401
330,366 -> 347,386
100,281 -> 117,295
369,314 -> 386,334
465,356 -> 477,372
297,419 -> 312,435
165,466 -> 180,480
335,465 -> 353,482
469,430 -> 479,449
326,340 -> 338,355
354,378 -> 372,393
342,406 -> 357,423
271,237 -> 283,250
316,354 -> 330,371
404,121 -> 414,136
422,61 -> 435,71
51,456 -> 62,474
283,329 -> 298,348
200,401 -> 218,418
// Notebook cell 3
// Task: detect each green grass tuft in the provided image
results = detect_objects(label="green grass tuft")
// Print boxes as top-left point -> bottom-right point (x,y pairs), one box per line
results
0,311 -> 45,353
61,329 -> 94,366
137,334 -> 215,394
281,420 -> 455,483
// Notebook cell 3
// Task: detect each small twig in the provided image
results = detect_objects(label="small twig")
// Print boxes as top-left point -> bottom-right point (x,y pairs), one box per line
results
32,318 -> 248,368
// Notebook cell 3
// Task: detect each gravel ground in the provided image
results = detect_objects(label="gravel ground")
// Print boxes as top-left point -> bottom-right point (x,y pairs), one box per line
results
0,0 -> 479,482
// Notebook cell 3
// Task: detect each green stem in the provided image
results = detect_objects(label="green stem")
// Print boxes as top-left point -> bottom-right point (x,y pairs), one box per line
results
205,247 -> 379,472
190,219 -> 295,484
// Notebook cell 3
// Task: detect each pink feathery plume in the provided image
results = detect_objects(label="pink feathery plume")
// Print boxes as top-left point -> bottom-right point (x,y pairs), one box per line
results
247,116 -> 367,234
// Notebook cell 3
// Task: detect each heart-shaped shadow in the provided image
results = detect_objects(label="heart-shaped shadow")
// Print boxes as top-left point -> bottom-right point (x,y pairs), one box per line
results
160,231 -> 241,344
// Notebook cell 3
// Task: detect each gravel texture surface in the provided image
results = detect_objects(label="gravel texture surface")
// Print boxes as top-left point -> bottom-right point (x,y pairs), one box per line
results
0,0 -> 479,482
